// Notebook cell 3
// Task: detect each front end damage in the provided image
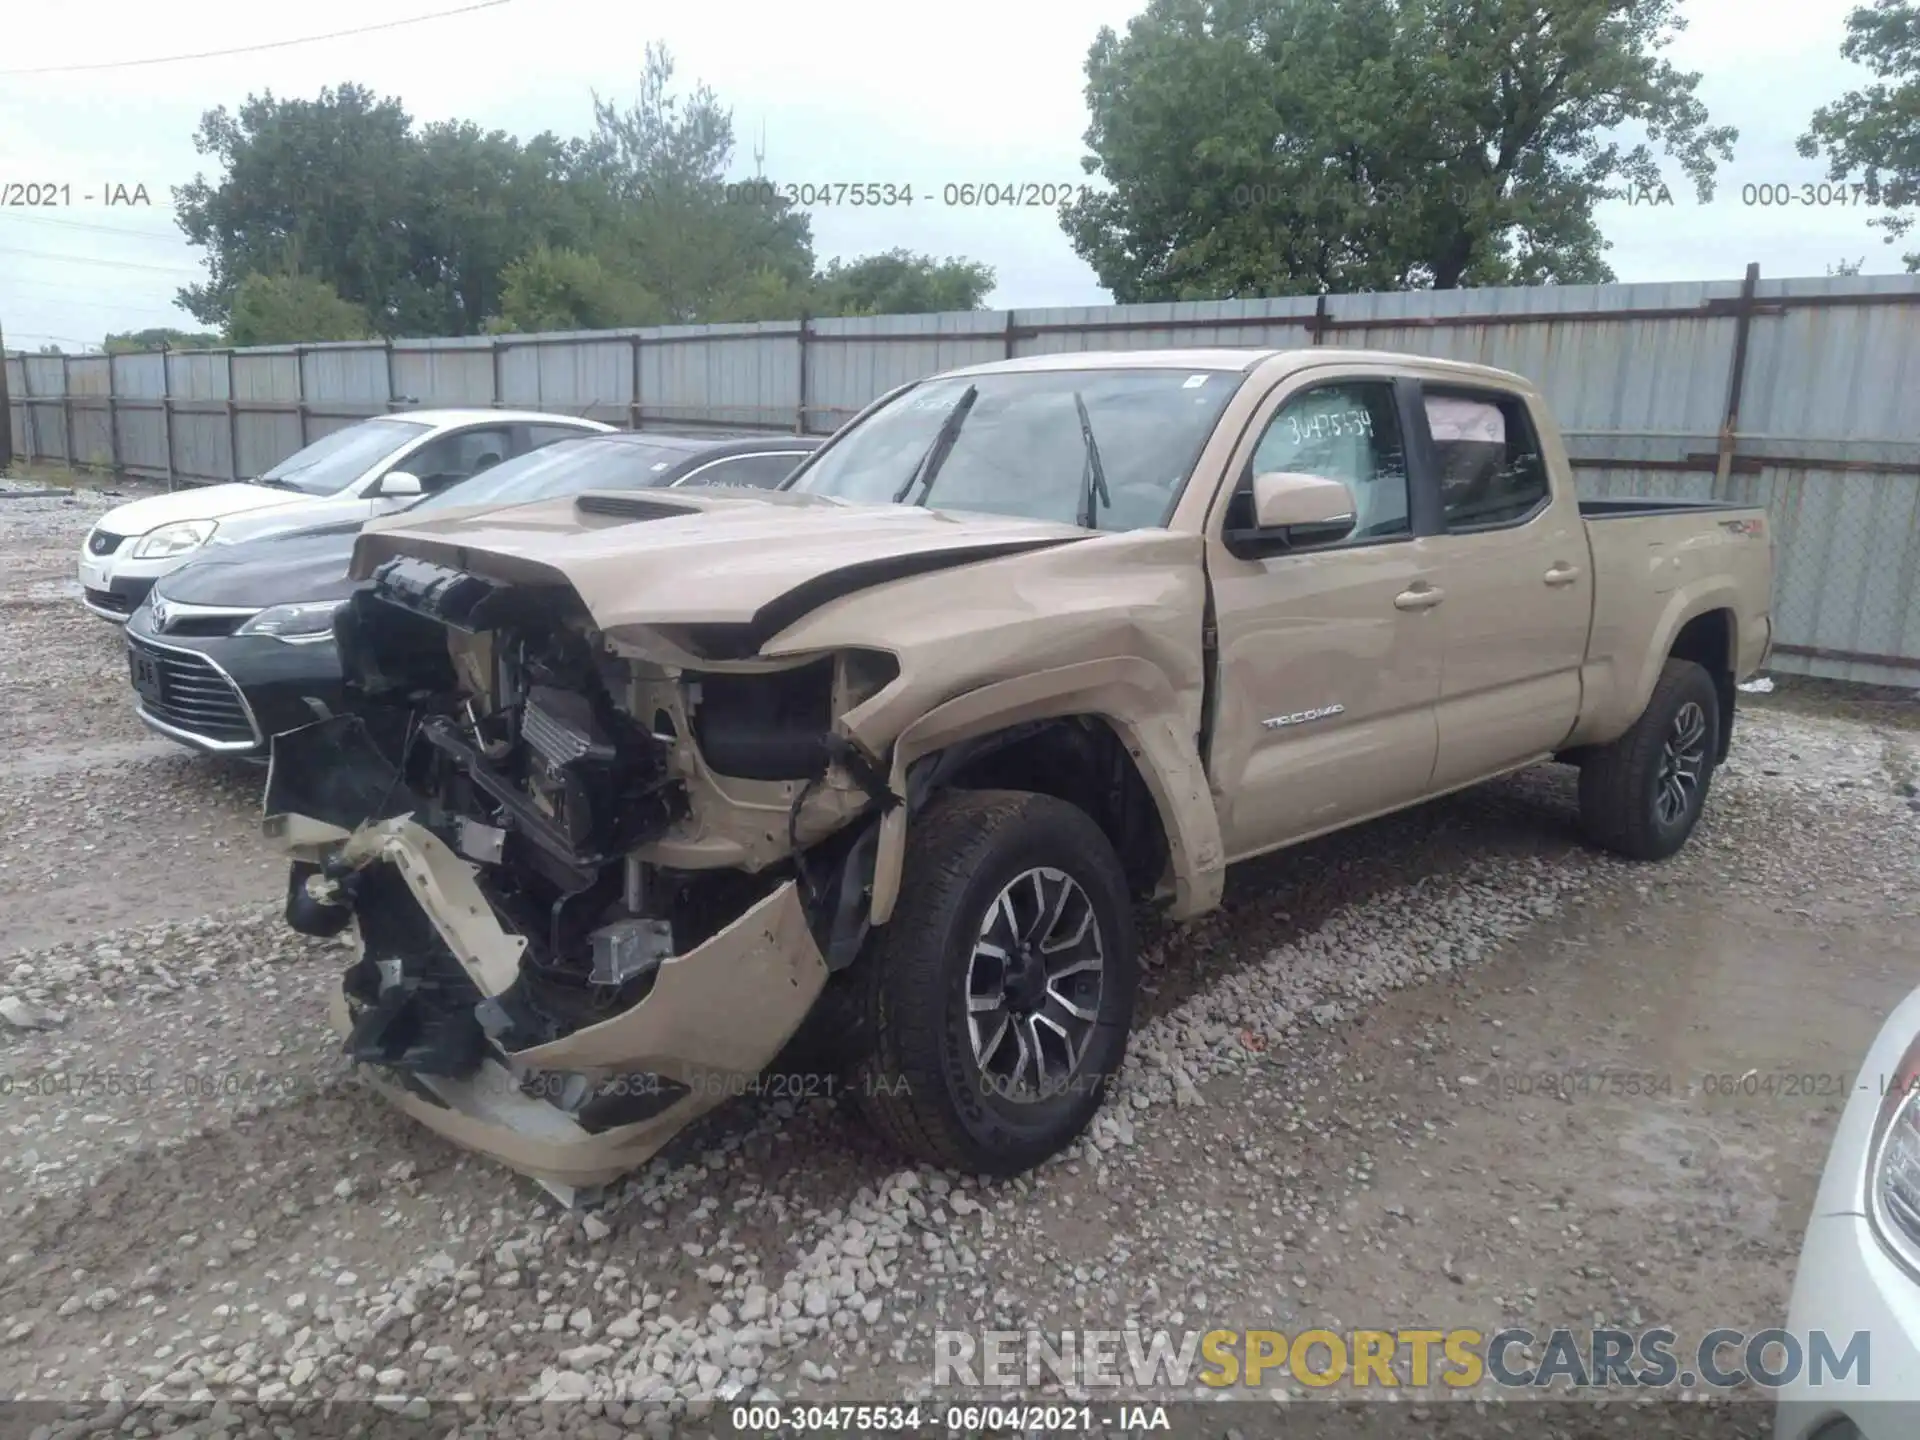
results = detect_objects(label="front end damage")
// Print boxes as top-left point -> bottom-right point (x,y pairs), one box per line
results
264,555 -> 902,1200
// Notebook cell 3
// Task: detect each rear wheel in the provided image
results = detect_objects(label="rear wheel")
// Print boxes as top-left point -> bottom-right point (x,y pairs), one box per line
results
852,789 -> 1136,1175
1578,659 -> 1720,860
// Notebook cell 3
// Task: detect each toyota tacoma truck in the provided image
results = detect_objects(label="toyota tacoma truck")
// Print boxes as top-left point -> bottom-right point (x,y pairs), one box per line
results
263,348 -> 1774,1201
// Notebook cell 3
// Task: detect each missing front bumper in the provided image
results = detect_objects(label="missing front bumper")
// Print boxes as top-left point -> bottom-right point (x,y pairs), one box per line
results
269,799 -> 830,1197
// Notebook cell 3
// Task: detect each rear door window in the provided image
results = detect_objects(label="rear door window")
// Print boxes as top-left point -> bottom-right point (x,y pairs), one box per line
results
1423,390 -> 1551,530
678,452 -> 813,489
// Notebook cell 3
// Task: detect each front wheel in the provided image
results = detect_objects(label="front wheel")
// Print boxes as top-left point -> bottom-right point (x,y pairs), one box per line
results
1578,658 -> 1721,861
852,789 -> 1137,1175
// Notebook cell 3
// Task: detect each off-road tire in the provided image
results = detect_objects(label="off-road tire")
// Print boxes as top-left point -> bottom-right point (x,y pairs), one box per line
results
852,789 -> 1136,1175
1578,658 -> 1720,861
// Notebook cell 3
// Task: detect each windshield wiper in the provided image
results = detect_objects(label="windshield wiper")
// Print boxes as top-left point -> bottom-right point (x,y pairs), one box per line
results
1072,390 -> 1111,529
891,384 -> 979,506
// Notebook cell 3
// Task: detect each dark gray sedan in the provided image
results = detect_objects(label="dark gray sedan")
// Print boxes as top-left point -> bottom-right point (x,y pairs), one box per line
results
123,432 -> 823,756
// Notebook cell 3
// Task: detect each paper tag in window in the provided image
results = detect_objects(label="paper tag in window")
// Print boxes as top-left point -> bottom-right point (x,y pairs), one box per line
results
1183,374 -> 1209,389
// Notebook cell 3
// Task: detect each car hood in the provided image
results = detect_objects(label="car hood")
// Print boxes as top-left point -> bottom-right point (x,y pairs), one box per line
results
97,482 -> 307,536
349,489 -> 1095,649
207,495 -> 370,548
156,521 -> 363,608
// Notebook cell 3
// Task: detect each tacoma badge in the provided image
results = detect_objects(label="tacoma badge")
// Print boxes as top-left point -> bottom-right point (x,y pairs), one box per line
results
1262,704 -> 1346,729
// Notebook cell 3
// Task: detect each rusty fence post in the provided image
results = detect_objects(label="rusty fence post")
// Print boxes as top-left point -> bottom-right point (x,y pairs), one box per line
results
795,314 -> 811,434
105,354 -> 121,478
161,345 -> 180,491
629,334 -> 642,431
294,346 -> 309,447
225,349 -> 241,480
60,351 -> 75,472
1714,262 -> 1760,500
0,328 -> 13,472
17,348 -> 37,464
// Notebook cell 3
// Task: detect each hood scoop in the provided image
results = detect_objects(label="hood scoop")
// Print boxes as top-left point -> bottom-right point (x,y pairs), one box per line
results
574,492 -> 701,522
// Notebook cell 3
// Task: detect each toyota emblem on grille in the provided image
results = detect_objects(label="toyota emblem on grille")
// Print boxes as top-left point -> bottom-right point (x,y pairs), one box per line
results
149,599 -> 169,631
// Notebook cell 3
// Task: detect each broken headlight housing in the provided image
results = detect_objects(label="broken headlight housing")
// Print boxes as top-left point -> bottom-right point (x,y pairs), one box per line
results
238,599 -> 347,644
1868,1032 -> 1920,1278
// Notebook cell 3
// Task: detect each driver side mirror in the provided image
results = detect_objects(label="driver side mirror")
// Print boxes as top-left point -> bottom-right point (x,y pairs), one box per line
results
1227,471 -> 1357,556
375,470 -> 422,498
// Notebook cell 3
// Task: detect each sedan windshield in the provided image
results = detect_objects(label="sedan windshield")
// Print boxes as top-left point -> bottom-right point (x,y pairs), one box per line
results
784,368 -> 1240,530
409,437 -> 701,513
257,419 -> 432,497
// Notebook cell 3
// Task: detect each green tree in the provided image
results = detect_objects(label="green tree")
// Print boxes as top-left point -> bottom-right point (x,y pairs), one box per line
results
574,44 -> 818,322
227,273 -> 372,346
486,246 -> 665,333
172,85 -> 593,335
812,249 -> 997,315
1800,0 -> 1920,271
1062,0 -> 1736,300
171,50 -> 999,337
395,123 -> 603,334
173,84 -> 417,330
103,327 -> 222,354
705,267 -> 815,323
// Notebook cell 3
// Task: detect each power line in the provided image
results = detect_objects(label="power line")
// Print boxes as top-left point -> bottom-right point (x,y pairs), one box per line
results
0,246 -> 199,276
0,214 -> 184,242
2,273 -> 189,305
0,289 -> 195,323
8,331 -> 98,349
0,0 -> 512,76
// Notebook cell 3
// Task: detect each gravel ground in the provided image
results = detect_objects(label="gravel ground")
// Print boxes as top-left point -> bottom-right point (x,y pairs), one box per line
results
2,486 -> 1917,1438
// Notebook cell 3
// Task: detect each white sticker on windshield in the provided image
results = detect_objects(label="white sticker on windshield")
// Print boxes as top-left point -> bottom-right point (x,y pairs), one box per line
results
1183,374 -> 1209,388
650,462 -> 671,471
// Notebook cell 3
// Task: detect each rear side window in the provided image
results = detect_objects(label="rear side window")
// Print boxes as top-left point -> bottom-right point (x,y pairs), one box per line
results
678,452 -> 811,489
1424,389 -> 1550,530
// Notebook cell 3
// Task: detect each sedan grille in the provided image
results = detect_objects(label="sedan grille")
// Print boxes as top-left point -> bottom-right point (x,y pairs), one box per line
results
87,528 -> 125,556
127,637 -> 256,746
84,587 -> 133,615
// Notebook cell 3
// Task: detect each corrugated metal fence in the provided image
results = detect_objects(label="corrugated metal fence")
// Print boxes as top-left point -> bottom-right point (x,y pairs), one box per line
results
7,266 -> 1920,687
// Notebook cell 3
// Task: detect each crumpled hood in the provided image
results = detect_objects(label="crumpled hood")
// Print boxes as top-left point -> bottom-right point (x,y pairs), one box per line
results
348,489 -> 1093,644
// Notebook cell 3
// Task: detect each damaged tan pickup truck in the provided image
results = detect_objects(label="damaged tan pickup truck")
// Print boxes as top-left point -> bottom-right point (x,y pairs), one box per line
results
264,348 -> 1774,1200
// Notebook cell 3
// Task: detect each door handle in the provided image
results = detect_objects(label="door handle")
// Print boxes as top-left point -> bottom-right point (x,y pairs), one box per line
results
1394,584 -> 1445,611
1544,563 -> 1582,587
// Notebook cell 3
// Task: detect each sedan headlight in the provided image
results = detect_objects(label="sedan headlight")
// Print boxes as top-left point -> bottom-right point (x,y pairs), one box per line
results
131,520 -> 217,559
1869,1033 -> 1920,1277
235,600 -> 345,645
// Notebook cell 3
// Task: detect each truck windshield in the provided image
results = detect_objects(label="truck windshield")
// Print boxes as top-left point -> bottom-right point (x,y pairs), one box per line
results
257,419 -> 432,496
785,368 -> 1240,530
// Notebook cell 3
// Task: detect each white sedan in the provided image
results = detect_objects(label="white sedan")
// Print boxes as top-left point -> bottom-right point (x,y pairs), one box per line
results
1775,983 -> 1920,1439
77,408 -> 612,620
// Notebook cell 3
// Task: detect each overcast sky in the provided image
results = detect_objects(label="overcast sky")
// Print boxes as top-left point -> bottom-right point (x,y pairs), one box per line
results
0,0 -> 1909,352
